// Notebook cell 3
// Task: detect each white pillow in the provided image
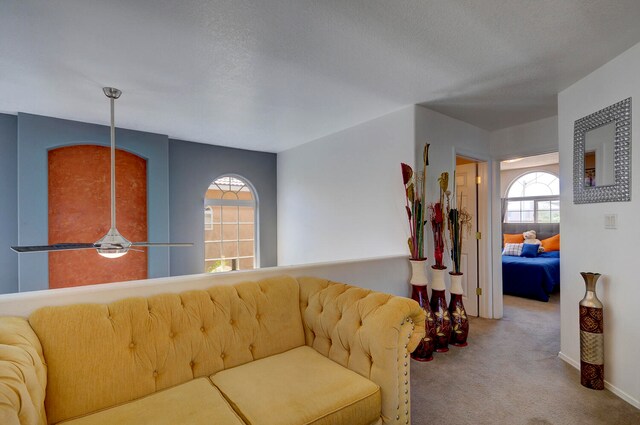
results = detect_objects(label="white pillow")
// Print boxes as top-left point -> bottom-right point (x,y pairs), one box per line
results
502,243 -> 523,256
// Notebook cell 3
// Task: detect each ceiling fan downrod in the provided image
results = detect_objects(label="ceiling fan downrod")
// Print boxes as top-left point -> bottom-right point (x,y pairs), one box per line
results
96,87 -> 131,258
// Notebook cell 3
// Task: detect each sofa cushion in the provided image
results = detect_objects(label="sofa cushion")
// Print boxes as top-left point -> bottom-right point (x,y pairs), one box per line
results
57,378 -> 244,425
211,346 -> 380,425
28,276 -> 305,424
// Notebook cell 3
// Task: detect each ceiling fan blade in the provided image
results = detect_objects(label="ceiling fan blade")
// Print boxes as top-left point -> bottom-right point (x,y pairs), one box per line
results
11,243 -> 96,253
131,242 -> 194,247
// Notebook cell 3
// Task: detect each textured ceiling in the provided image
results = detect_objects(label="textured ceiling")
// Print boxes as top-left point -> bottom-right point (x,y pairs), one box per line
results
2,1 -> 640,152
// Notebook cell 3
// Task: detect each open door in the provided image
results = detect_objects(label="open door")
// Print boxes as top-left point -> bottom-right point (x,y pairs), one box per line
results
455,157 -> 481,317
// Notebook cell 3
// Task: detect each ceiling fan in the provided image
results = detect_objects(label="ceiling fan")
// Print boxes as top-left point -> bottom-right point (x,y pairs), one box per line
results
11,87 -> 193,258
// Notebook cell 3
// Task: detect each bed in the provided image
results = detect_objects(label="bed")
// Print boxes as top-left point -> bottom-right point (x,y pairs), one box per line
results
502,251 -> 560,302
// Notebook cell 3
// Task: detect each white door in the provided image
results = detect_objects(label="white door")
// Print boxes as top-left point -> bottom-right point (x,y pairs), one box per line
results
455,163 -> 478,316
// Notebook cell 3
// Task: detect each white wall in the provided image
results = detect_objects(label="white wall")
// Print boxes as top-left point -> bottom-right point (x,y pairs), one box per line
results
558,41 -> 640,408
490,116 -> 558,160
415,106 -> 491,196
277,106 -> 415,265
0,255 -> 411,317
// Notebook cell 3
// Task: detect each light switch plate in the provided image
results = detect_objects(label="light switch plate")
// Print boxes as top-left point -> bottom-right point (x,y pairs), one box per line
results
604,214 -> 617,229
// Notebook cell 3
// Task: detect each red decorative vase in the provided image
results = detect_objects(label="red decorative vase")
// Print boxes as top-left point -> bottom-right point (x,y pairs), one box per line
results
579,272 -> 604,390
409,260 -> 437,361
430,266 -> 451,352
448,272 -> 469,347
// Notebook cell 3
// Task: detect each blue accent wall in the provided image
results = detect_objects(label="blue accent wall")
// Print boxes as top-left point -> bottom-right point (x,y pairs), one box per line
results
169,139 -> 277,276
0,113 -> 278,293
0,114 -> 18,294
17,114 -> 170,291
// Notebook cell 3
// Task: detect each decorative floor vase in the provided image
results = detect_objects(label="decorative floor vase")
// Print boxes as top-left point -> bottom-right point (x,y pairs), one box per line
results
448,272 -> 469,347
409,260 -> 437,362
430,266 -> 451,353
579,272 -> 604,390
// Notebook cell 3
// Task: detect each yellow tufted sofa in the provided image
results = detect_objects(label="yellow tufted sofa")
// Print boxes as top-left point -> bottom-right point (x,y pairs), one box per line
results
0,275 -> 425,425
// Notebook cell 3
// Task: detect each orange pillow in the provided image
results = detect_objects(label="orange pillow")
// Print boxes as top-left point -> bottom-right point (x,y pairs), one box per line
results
503,233 -> 524,247
541,234 -> 560,252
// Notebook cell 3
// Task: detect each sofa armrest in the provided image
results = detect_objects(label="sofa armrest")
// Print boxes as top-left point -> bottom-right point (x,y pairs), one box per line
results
298,277 -> 425,425
0,317 -> 47,425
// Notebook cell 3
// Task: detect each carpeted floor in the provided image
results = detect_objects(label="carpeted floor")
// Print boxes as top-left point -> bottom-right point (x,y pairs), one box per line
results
410,294 -> 640,424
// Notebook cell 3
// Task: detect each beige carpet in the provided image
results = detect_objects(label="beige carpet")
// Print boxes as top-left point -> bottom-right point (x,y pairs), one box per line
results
410,294 -> 640,424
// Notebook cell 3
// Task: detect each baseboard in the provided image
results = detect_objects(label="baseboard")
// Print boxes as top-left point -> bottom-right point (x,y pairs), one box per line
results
557,351 -> 580,369
558,351 -> 640,409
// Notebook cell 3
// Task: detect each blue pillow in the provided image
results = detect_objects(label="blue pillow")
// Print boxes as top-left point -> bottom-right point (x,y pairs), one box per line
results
521,243 -> 539,258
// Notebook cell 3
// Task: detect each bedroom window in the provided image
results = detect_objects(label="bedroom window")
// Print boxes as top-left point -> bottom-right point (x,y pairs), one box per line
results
504,172 -> 559,224
204,176 -> 257,273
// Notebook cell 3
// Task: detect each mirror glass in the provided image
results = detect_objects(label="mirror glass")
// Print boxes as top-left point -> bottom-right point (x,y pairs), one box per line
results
584,122 -> 615,187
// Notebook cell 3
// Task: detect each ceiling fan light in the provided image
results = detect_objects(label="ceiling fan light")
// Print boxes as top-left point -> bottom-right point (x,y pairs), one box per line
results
95,227 -> 131,259
97,249 -> 128,259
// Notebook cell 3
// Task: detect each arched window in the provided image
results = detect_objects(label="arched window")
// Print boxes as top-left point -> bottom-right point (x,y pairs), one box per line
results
204,176 -> 257,273
505,172 -> 559,223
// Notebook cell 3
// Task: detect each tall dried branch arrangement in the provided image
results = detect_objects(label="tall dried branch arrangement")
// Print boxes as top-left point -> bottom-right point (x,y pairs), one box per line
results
400,144 -> 430,260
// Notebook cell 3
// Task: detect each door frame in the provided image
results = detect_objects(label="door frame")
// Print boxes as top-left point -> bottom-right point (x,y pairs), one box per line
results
453,159 -> 480,316
454,148 -> 493,318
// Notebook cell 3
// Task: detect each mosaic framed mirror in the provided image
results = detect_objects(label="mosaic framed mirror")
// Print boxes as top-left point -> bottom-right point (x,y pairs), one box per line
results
573,97 -> 631,204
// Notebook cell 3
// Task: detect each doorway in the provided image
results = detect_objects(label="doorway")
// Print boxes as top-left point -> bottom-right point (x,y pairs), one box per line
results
455,155 -> 488,317
499,153 -> 561,307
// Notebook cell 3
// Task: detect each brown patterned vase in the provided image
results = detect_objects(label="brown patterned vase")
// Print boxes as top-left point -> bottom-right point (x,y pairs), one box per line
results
409,260 -> 437,361
448,272 -> 469,347
579,272 -> 604,390
430,266 -> 451,352
410,285 -> 437,361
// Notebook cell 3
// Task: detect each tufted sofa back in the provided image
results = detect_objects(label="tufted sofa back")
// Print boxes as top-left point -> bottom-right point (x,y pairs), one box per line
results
28,276 -> 304,425
298,277 -> 421,425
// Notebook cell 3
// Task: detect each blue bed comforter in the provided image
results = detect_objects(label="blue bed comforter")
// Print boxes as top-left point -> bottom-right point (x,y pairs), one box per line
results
502,251 -> 560,302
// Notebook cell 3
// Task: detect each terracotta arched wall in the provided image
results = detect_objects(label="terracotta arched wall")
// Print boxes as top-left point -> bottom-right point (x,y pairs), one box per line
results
48,145 -> 148,288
